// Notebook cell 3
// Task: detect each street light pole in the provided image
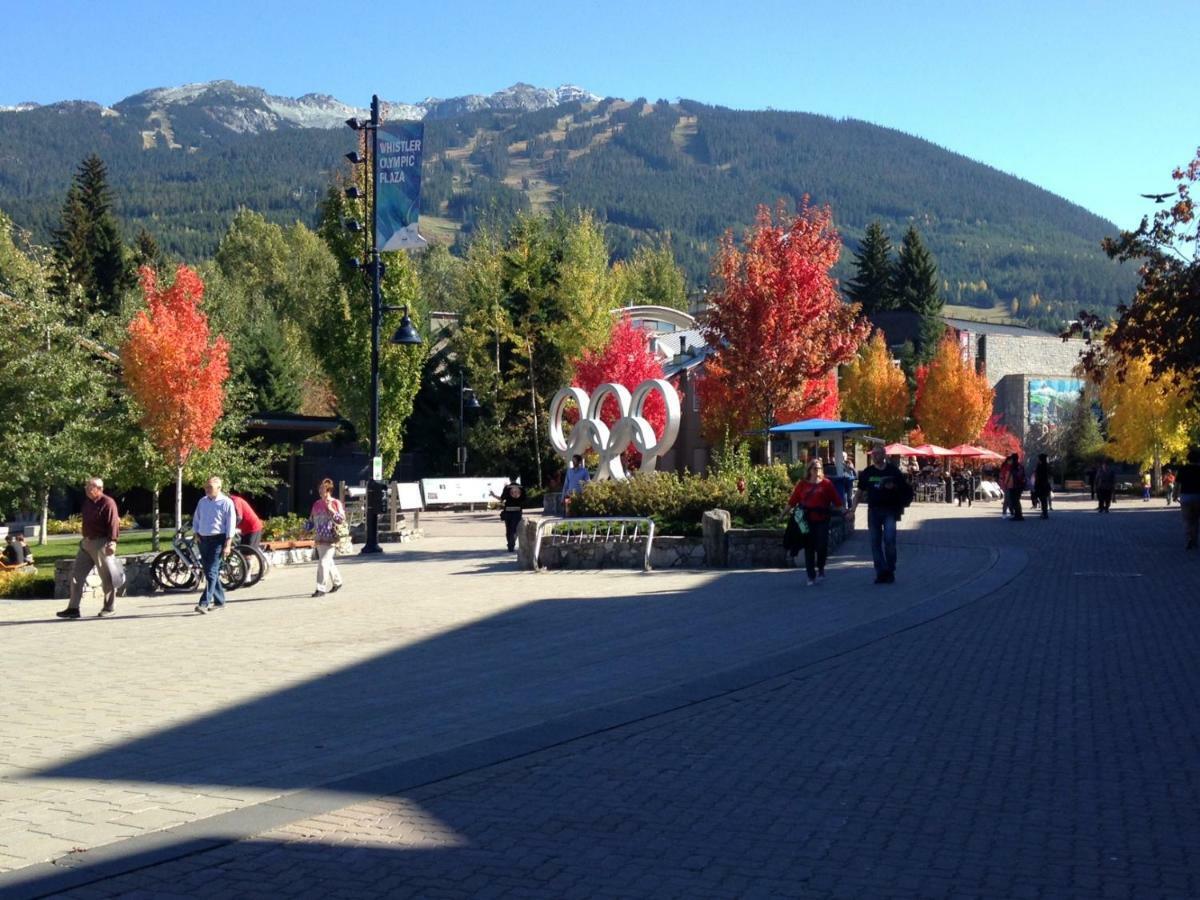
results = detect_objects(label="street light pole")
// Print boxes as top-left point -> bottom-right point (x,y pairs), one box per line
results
458,372 -> 466,477
345,95 -> 422,555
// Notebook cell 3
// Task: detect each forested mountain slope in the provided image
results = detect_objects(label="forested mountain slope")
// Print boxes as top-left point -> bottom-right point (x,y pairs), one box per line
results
0,85 -> 1136,330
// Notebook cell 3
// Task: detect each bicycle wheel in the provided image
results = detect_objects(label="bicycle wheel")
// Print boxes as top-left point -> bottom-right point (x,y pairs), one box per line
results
238,544 -> 270,587
219,549 -> 248,590
152,551 -> 196,591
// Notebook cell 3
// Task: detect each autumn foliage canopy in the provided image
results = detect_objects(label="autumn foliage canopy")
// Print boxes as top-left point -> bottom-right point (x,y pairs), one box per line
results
839,330 -> 910,441
912,332 -> 994,447
572,316 -> 671,468
121,265 -> 230,467
700,200 -> 868,444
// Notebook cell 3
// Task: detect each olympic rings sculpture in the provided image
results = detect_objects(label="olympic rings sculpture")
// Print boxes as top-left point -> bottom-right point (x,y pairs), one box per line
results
548,379 -> 681,480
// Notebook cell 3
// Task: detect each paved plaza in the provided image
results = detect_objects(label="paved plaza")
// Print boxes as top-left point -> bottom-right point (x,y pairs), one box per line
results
1,495 -> 1198,898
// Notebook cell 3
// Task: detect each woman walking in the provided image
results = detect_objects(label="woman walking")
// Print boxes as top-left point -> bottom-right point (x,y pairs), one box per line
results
308,478 -> 346,597
787,458 -> 844,587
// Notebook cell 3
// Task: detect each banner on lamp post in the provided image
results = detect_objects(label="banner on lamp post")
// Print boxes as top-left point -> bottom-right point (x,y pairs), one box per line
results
375,121 -> 426,251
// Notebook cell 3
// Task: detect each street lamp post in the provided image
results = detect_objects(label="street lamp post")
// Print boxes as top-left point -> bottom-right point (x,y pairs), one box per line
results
458,374 -> 480,476
344,95 -> 422,554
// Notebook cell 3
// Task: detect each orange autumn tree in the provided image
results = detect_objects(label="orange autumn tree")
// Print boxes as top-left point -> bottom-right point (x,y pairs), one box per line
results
700,200 -> 868,456
840,330 -> 910,441
912,332 -> 993,447
121,265 -> 230,530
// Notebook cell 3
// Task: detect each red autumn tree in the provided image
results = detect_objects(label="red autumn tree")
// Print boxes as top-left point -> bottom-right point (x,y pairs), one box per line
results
122,265 -> 230,529
976,413 -> 1022,458
572,316 -> 671,470
700,199 -> 868,456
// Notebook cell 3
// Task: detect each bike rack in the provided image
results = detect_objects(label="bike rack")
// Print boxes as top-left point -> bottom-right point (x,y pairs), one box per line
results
531,516 -> 656,572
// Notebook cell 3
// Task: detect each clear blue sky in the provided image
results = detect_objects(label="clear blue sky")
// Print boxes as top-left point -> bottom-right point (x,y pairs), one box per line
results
2,0 -> 1195,229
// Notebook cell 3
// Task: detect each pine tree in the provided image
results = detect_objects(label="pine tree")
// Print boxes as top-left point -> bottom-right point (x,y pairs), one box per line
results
844,222 -> 895,313
133,227 -> 163,271
50,154 -> 130,319
892,225 -> 944,360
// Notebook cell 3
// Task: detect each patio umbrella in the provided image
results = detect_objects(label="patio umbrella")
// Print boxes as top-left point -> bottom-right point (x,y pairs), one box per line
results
949,444 -> 986,457
971,446 -> 1006,461
911,443 -> 955,457
883,442 -> 919,456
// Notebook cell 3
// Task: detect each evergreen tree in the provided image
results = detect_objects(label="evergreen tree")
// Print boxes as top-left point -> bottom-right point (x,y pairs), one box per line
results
50,154 -> 131,319
892,226 -> 944,360
844,221 -> 896,313
133,227 -> 163,271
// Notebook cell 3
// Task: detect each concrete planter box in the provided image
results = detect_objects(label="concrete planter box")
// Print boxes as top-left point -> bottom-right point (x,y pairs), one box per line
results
523,505 -> 856,571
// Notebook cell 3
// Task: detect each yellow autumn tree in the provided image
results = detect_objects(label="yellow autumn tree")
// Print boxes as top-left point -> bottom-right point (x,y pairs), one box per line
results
840,330 -> 909,440
913,332 -> 994,446
1097,353 -> 1195,486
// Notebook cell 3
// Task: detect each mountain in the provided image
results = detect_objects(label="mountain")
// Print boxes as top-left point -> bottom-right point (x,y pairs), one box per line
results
0,81 -> 1135,331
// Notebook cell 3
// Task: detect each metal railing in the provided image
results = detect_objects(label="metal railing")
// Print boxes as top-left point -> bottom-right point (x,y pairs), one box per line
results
532,516 -> 657,572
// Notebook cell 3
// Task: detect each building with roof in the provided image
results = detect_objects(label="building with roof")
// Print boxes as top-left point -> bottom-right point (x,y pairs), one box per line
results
868,310 -> 1087,448
620,306 -> 716,474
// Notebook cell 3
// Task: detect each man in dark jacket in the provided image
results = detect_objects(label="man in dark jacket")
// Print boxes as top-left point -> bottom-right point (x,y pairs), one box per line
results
1033,453 -> 1052,518
856,446 -> 910,584
1095,460 -> 1116,513
56,477 -> 122,619
1177,448 -> 1200,550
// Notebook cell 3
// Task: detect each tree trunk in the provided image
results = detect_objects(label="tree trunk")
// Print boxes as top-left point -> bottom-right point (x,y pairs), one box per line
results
39,486 -> 50,546
151,488 -> 161,551
175,465 -> 184,535
528,342 -> 543,487
1153,446 -> 1162,494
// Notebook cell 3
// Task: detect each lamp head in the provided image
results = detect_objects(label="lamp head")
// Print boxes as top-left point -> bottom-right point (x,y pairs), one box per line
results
390,307 -> 422,345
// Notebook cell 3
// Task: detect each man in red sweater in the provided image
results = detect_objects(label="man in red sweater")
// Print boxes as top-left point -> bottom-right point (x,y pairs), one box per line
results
56,477 -> 122,619
230,493 -> 263,547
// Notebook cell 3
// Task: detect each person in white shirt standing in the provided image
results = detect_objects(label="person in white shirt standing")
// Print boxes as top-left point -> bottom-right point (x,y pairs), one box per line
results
193,476 -> 236,614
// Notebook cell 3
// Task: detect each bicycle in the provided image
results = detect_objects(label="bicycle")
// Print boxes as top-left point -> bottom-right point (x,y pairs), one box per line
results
236,531 -> 271,588
151,531 -> 247,592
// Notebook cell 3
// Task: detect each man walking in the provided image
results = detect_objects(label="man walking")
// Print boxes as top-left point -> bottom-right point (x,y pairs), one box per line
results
856,446 -> 910,584
1033,453 -> 1052,519
1176,448 -> 1200,550
229,491 -> 263,547
1095,460 -> 1116,513
56,477 -> 122,619
193,476 -> 236,614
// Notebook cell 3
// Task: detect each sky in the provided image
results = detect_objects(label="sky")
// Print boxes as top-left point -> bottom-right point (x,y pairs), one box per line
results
1,0 -> 1195,229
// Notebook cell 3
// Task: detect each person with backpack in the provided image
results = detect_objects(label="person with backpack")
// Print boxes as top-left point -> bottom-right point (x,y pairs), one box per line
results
1033,453 -> 1052,519
856,446 -> 912,584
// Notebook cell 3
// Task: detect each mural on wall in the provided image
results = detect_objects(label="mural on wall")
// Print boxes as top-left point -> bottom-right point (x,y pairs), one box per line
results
1028,378 -> 1084,425
548,379 -> 681,480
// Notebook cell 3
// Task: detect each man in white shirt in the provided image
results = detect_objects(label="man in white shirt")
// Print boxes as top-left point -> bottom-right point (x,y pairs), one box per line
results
193,476 -> 236,614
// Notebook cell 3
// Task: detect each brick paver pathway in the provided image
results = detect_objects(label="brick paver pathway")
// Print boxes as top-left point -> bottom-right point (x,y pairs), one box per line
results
2,494 -> 1197,898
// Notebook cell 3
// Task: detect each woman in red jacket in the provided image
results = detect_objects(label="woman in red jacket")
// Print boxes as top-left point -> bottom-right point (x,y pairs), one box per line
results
787,458 -> 845,586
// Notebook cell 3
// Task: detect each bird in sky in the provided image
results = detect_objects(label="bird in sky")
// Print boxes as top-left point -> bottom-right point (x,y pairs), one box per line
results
1140,192 -> 1174,203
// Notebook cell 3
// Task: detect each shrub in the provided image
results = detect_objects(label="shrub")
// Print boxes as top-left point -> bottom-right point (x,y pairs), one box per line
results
569,466 -> 794,535
45,513 -> 136,535
0,570 -> 54,599
262,514 -> 310,542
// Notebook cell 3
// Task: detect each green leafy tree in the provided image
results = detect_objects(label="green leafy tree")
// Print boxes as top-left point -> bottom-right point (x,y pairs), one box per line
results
0,220 -> 110,537
844,221 -> 896,313
892,225 -> 945,360
1058,390 -> 1105,476
455,211 -> 613,485
133,227 -> 163,272
317,178 -> 427,475
612,235 -> 688,310
50,154 -> 131,320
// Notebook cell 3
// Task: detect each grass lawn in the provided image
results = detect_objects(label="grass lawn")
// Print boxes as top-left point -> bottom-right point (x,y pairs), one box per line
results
26,532 -> 163,576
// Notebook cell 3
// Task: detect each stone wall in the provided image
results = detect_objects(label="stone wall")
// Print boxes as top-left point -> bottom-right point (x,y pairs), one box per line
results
980,333 -> 1084,388
524,505 -> 856,571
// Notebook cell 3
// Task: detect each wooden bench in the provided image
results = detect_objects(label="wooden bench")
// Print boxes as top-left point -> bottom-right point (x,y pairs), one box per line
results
1063,479 -> 1086,491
